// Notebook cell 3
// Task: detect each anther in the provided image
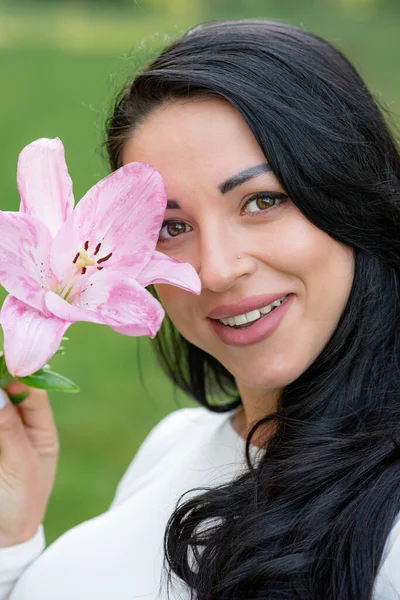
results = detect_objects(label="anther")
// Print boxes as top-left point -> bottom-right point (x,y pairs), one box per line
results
72,252 -> 80,264
97,266 -> 104,271
94,243 -> 101,256
84,241 -> 89,251
81,267 -> 87,275
97,252 -> 113,264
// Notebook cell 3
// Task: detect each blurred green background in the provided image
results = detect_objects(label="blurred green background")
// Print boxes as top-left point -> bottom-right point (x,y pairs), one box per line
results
0,0 -> 399,545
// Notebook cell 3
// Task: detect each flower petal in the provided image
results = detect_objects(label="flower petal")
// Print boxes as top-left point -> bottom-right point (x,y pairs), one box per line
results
17,138 -> 74,238
137,251 -> 201,294
45,270 -> 164,337
50,162 -> 167,283
0,211 -> 55,312
0,295 -> 70,377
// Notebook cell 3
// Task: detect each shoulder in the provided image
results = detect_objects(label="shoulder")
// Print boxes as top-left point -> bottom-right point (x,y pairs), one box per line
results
110,406 -> 226,507
140,405 -> 229,443
138,405 -> 219,451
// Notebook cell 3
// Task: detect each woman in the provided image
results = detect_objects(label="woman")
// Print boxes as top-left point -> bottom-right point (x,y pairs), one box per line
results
0,18 -> 399,600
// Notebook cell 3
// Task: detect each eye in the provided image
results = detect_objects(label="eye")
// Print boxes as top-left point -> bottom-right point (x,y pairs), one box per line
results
242,192 -> 287,214
158,220 -> 191,242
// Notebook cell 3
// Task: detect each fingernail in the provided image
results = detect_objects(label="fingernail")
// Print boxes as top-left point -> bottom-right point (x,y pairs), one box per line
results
0,389 -> 8,410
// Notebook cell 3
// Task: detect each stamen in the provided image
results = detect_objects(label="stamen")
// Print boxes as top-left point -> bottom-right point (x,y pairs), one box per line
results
84,241 -> 89,251
75,250 -> 96,270
72,252 -> 80,264
81,267 -> 87,275
97,252 -> 113,264
94,243 -> 101,256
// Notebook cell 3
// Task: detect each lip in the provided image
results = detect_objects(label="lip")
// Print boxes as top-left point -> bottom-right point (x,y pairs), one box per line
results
208,293 -> 294,347
207,292 -> 290,320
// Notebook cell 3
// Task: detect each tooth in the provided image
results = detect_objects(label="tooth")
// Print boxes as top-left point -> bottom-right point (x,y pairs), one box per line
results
218,297 -> 288,327
233,314 -> 248,326
259,304 -> 272,315
246,309 -> 261,323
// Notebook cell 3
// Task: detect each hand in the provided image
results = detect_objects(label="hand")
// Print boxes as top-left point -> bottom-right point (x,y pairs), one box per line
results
0,382 -> 59,547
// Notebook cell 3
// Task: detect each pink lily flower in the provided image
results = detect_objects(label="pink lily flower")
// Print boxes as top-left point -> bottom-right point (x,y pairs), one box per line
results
0,138 -> 201,377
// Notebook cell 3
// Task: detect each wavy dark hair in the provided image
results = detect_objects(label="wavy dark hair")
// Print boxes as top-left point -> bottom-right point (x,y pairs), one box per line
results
106,19 -> 400,600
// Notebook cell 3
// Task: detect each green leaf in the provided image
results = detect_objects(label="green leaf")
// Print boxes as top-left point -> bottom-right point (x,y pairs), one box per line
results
0,352 -> 7,378
8,392 -> 29,405
16,369 -> 80,393
0,373 -> 14,388
0,353 -> 13,388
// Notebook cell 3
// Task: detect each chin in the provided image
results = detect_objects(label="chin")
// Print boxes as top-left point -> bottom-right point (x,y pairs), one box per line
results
232,355 -> 305,392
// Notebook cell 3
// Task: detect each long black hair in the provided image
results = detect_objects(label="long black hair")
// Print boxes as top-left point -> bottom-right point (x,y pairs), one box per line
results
106,19 -> 400,600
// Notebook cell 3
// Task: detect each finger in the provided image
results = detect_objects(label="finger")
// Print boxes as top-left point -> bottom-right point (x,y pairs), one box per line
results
0,388 -> 30,463
6,382 -> 57,435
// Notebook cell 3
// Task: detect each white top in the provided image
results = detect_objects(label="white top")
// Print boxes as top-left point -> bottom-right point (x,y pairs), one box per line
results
0,406 -> 399,600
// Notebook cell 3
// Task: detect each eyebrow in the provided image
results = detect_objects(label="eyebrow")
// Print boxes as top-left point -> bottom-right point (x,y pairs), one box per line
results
219,163 -> 272,194
165,163 -> 272,209
166,200 -> 180,209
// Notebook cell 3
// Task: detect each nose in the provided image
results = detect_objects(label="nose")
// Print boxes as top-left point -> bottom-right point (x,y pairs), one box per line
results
198,228 -> 256,293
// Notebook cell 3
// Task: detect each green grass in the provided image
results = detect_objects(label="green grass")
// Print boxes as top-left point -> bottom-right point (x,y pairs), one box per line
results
0,28 -> 198,544
0,3 -> 399,544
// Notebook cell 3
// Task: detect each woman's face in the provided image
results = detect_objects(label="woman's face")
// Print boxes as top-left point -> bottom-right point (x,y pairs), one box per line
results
122,98 -> 354,392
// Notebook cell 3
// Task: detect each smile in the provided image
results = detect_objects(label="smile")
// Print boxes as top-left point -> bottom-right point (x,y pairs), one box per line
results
208,293 -> 294,347
218,295 -> 287,328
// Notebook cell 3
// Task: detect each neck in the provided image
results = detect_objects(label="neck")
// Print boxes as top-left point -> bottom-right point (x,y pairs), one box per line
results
231,382 -> 281,447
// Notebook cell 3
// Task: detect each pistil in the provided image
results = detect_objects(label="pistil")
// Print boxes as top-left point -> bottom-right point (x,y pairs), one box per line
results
74,250 -> 96,271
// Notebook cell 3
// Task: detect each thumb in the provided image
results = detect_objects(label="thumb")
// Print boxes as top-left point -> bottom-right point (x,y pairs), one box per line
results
0,388 -> 29,465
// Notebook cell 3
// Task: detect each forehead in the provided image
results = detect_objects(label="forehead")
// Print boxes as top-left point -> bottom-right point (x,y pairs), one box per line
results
121,97 -> 267,184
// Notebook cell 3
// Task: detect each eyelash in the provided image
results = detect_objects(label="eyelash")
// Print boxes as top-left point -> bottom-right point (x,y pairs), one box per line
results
240,192 -> 288,215
158,192 -> 288,243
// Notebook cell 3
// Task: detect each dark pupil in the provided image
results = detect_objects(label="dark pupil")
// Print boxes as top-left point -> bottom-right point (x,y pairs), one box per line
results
168,222 -> 186,237
257,196 -> 274,209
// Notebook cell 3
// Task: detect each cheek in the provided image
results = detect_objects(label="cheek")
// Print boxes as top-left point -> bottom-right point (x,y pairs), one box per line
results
273,210 -> 353,282
300,231 -> 354,320
154,283 -> 195,331
154,283 -> 178,311
277,219 -> 355,328
155,284 -> 211,352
